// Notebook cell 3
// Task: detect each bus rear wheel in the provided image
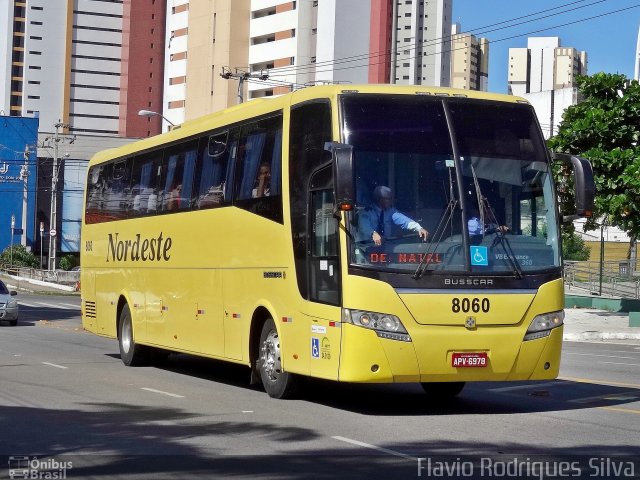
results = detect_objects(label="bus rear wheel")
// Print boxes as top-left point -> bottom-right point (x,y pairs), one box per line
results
421,381 -> 466,399
258,318 -> 296,399
118,304 -> 148,366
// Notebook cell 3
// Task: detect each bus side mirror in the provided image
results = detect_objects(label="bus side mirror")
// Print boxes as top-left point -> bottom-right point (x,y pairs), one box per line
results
324,142 -> 355,211
552,153 -> 595,222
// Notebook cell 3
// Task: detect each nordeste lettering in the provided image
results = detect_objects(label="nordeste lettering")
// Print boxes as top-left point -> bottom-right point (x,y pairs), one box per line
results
107,232 -> 172,262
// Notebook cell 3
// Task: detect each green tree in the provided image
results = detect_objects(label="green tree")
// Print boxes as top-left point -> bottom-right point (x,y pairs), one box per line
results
0,244 -> 40,269
562,231 -> 591,261
548,72 -> 640,258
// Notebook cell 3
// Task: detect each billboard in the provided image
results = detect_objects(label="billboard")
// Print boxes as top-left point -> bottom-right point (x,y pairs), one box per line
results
0,116 -> 39,254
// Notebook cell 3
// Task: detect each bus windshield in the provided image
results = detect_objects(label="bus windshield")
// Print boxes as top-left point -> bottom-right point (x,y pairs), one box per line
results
341,94 -> 559,275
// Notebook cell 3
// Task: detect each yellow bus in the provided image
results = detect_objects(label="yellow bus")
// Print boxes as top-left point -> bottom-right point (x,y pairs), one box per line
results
81,85 -> 594,399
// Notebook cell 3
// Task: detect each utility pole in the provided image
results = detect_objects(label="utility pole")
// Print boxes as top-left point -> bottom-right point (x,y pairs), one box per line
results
20,145 -> 31,247
41,121 -> 74,271
220,67 -> 268,104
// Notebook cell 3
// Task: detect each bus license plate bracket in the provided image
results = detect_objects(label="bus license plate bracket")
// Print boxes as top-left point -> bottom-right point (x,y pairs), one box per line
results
452,352 -> 488,367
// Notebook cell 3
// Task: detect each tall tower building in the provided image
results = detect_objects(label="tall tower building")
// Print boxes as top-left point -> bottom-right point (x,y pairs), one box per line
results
0,0 -> 166,138
390,0 -> 452,86
163,0 -> 250,126
450,23 -> 489,91
248,0 -> 371,99
508,37 -> 587,95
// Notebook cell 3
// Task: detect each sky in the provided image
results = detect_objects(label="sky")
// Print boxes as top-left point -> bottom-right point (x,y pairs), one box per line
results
452,0 -> 640,93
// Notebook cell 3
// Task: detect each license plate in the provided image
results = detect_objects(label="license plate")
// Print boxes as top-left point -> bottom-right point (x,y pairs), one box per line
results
452,352 -> 488,367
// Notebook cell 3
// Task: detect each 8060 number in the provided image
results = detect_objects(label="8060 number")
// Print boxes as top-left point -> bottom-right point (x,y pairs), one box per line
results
451,297 -> 490,313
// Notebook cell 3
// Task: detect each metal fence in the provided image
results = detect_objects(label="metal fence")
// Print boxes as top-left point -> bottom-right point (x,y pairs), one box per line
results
0,265 -> 80,286
564,260 -> 640,299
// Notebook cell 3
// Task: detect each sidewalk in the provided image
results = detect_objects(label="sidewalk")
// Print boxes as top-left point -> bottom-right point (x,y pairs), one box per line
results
563,308 -> 640,344
0,272 -> 78,294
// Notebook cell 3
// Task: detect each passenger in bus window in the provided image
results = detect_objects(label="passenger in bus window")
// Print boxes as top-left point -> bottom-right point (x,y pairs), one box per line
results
166,183 -> 182,211
358,186 -> 428,246
252,162 -> 271,198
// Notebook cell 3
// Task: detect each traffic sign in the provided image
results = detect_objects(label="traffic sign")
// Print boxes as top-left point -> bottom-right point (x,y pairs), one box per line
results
50,229 -> 57,237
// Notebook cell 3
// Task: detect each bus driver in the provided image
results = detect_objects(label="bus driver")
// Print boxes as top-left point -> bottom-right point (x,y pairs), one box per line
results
358,185 -> 428,246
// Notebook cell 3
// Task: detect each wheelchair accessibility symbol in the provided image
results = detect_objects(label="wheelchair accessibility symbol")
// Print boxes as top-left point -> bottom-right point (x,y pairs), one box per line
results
311,337 -> 320,358
470,246 -> 489,266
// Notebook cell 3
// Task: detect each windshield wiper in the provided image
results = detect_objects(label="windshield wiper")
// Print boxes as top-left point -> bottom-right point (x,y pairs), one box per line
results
471,164 -> 523,279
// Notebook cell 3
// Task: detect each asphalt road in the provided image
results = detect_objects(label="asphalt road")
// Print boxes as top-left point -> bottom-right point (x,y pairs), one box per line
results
1,293 -> 638,479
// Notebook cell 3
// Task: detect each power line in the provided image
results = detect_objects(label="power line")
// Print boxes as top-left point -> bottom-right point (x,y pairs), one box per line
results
242,0 -> 636,90
283,4 -> 640,79
265,0 -> 608,78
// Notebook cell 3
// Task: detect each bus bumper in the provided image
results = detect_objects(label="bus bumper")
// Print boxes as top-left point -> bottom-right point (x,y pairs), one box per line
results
338,323 -> 563,383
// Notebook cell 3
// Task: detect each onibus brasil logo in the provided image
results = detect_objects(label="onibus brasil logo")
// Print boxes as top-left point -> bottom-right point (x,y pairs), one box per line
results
8,456 -> 73,479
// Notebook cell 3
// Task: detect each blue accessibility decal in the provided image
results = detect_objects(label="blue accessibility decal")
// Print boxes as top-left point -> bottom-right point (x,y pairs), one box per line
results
311,337 -> 320,358
470,246 -> 489,266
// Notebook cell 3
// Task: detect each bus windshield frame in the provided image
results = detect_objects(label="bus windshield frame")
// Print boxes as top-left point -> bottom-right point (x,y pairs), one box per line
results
340,94 -> 560,277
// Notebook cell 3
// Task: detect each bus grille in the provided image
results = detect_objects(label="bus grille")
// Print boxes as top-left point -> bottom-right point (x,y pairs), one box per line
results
84,301 -> 97,319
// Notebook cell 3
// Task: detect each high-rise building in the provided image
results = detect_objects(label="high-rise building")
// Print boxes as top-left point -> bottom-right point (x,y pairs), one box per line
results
508,37 -> 587,95
508,37 -> 587,139
0,0 -> 166,138
163,0 -> 250,126
390,0 -> 452,86
450,23 -> 489,91
247,0 -> 372,99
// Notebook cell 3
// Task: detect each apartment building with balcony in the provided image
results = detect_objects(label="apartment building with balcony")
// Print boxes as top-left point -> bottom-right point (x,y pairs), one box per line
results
0,0 -> 166,138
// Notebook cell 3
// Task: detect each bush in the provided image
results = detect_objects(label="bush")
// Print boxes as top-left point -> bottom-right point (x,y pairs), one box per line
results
58,255 -> 77,271
0,244 -> 40,269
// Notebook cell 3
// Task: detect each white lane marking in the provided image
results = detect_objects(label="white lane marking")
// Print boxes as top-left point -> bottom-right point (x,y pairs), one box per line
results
488,382 -> 558,393
332,436 -> 417,461
42,362 -> 68,369
600,361 -> 640,366
141,387 -> 185,398
564,353 -> 637,360
19,301 -> 79,310
242,410 -> 254,413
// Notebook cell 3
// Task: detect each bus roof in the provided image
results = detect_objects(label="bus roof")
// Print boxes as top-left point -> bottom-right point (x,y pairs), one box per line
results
88,84 -> 529,167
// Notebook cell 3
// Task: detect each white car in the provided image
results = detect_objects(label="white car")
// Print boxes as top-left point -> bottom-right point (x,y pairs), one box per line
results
0,280 -> 19,326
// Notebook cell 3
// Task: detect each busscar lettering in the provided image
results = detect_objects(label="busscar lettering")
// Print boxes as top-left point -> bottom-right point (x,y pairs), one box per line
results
107,232 -> 172,262
444,278 -> 494,286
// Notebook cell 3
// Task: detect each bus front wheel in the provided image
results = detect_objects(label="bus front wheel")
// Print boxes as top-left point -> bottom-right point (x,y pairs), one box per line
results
258,318 -> 296,399
421,381 -> 465,399
118,304 -> 148,366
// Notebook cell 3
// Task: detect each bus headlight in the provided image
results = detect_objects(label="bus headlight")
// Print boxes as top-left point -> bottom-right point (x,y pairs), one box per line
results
524,310 -> 564,341
343,309 -> 412,342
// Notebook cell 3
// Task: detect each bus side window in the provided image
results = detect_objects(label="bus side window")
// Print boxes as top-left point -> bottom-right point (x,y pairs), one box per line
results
162,140 -> 198,212
195,130 -> 234,209
235,115 -> 282,201
130,150 -> 164,216
104,159 -> 132,220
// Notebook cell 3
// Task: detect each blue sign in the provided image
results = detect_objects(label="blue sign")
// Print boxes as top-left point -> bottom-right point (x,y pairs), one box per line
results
470,246 -> 489,266
0,116 -> 39,253
311,337 -> 320,358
